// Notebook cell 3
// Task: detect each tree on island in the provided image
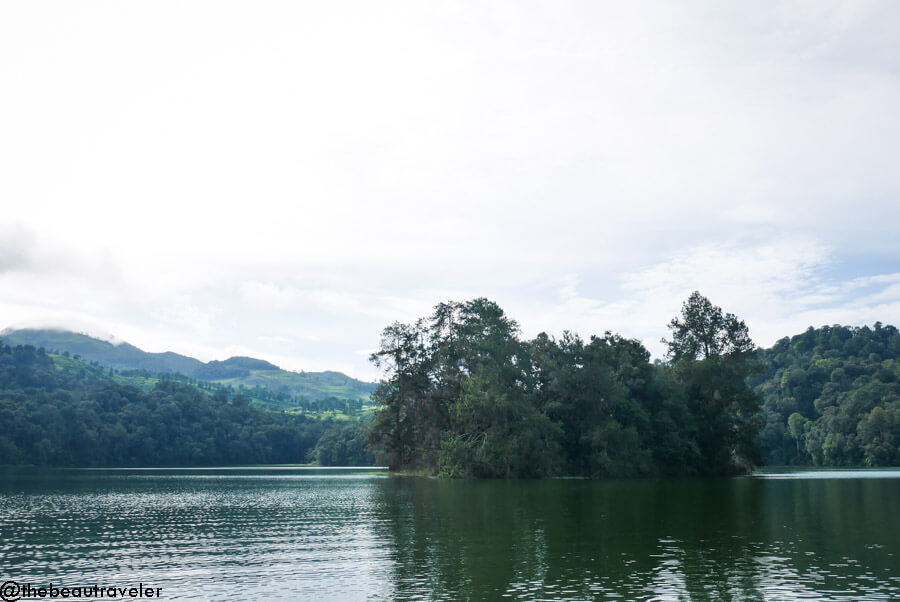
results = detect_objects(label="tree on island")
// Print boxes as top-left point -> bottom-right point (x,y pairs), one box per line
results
664,291 -> 763,474
368,293 -> 764,477
368,299 -> 559,477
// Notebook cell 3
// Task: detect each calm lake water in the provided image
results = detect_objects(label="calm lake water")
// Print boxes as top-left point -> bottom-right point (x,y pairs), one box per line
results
0,467 -> 897,600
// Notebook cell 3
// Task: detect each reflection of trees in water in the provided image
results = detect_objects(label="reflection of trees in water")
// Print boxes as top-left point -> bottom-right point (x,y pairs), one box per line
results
755,477 -> 900,595
369,478 -> 750,599
371,476 -> 899,600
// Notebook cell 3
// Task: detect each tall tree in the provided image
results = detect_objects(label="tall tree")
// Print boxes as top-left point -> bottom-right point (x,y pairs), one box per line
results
665,291 -> 754,361
368,320 -> 432,470
368,299 -> 561,476
664,292 -> 762,474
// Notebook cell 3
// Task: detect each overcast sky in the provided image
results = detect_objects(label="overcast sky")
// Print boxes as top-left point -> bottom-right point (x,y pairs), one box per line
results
2,1 -> 899,381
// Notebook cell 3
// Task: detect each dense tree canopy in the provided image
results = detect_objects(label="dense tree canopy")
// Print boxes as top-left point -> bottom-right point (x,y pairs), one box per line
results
665,291 -> 755,362
369,294 -> 764,477
0,343 -> 357,467
752,323 -> 900,467
664,292 -> 763,473
4,298 -> 897,474
368,299 -> 559,477
312,419 -> 376,466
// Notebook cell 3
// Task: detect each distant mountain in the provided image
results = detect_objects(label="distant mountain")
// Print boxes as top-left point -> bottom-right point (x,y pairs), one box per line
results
194,356 -> 281,379
0,328 -> 376,403
0,329 -> 204,374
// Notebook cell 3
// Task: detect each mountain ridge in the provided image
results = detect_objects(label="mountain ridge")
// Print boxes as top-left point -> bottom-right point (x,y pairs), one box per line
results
0,328 -> 376,403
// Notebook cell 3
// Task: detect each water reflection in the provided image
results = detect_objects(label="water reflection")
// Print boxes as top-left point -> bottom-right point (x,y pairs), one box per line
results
371,475 -> 900,600
0,469 -> 393,600
0,468 -> 897,600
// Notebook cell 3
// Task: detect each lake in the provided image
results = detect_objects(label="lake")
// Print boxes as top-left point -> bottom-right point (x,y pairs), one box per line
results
1,467 -> 897,600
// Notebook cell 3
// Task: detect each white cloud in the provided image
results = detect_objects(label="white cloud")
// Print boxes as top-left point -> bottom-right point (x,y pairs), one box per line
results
498,240 -> 900,363
2,1 -> 899,379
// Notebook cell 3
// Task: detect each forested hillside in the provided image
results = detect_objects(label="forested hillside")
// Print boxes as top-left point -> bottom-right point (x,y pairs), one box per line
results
0,328 -> 376,405
0,329 -> 203,374
3,303 -> 897,473
0,343 -> 373,467
753,323 -> 900,467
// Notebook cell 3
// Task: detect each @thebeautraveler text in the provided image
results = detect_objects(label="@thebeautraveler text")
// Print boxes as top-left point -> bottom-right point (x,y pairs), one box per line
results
1,580 -> 162,601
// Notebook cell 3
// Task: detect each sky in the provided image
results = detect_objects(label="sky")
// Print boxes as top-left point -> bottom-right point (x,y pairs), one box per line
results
2,1 -> 899,381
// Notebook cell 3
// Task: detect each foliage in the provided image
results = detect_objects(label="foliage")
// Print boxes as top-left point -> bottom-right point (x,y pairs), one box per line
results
1,328 -> 376,406
369,295 -> 761,478
7,303 -> 896,474
312,419 -> 376,466
0,343 -> 372,467
368,299 -> 559,477
664,292 -> 755,362
664,292 -> 763,474
752,323 -> 900,467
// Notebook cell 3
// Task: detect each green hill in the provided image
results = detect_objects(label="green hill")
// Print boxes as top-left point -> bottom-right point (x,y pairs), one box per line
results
0,329 -> 204,374
0,328 -> 376,405
0,342 -> 373,467
751,323 -> 900,467
4,318 -> 899,470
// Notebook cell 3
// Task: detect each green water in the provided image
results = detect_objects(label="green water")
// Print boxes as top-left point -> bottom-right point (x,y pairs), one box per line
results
0,468 -> 897,600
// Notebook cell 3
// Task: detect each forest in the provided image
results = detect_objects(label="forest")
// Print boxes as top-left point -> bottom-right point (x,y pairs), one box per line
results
368,293 -> 761,477
753,322 -> 900,467
1,292 -> 897,474
0,344 -> 373,467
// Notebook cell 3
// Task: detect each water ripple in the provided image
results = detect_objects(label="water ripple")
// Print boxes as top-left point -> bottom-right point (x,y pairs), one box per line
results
1,469 -> 897,600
